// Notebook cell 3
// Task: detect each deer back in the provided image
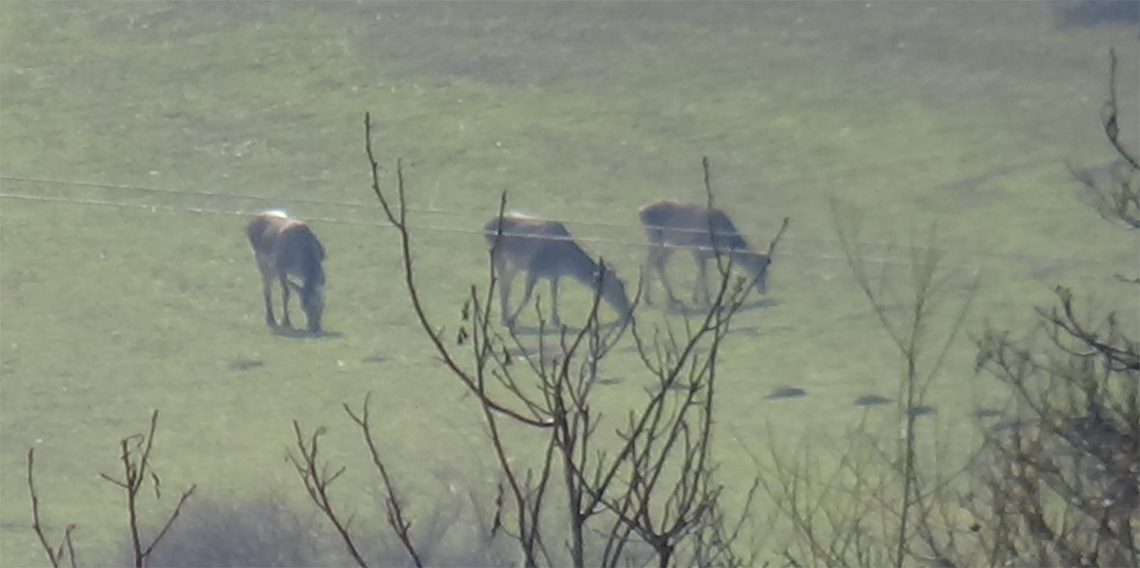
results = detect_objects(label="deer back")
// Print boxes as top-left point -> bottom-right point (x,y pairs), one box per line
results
639,200 -> 751,253
485,215 -> 577,268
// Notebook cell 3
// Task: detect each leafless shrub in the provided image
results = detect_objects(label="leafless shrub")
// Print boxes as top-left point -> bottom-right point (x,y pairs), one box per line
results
763,46 -> 1138,568
965,46 -> 1139,568
754,202 -> 979,568
1065,48 -> 1139,232
98,410 -> 197,568
283,114 -> 763,567
121,495 -> 328,567
27,409 -> 196,568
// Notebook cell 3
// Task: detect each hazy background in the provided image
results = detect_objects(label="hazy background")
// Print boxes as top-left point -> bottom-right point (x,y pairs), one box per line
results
2,1 -> 1137,565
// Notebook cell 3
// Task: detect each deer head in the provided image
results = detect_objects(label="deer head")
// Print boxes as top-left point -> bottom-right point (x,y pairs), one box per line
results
288,280 -> 325,333
743,217 -> 790,295
595,264 -> 634,324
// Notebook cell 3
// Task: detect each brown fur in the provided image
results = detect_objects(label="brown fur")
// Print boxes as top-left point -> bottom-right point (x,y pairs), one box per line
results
483,213 -> 632,327
638,199 -> 788,306
246,210 -> 326,332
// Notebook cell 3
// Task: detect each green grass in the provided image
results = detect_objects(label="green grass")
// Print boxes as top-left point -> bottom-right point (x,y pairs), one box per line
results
2,1 -> 1138,565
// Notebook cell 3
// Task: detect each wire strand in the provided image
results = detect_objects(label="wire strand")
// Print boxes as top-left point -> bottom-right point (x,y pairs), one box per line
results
2,191 -> 1128,283
4,173 -> 1121,267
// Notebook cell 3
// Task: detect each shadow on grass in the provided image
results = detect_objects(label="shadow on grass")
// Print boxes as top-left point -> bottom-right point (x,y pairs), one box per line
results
1052,0 -> 1139,28
496,298 -> 777,337
766,386 -> 808,400
115,492 -> 518,568
271,326 -> 344,340
505,318 -> 630,337
117,495 -> 333,567
663,297 -> 779,317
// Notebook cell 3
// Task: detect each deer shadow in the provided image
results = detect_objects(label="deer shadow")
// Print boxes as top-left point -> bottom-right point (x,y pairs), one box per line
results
663,297 -> 779,317
271,325 -> 344,340
505,318 -> 630,337
505,299 -> 778,336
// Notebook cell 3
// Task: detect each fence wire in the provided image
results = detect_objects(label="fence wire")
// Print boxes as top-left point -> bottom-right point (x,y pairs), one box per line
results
0,174 -> 1131,280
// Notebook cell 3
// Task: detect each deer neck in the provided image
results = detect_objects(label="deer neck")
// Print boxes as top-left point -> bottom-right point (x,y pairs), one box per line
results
562,249 -> 606,287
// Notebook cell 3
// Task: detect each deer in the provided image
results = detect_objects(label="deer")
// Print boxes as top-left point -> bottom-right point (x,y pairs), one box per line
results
638,199 -> 790,307
483,212 -> 633,328
245,209 -> 326,333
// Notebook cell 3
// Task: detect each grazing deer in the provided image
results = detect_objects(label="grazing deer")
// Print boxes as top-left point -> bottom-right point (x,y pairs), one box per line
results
638,199 -> 789,306
483,213 -> 633,328
246,210 -> 326,333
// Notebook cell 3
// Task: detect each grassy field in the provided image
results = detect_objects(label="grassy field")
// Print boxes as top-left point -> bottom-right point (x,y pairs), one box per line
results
2,1 -> 1138,565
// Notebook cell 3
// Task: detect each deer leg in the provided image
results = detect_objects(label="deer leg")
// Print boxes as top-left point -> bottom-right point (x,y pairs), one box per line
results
652,247 -> 681,307
693,252 -> 711,305
641,244 -> 659,306
261,273 -> 276,326
279,274 -> 293,328
642,244 -> 665,305
549,277 -> 561,327
508,271 -> 540,327
496,261 -> 517,326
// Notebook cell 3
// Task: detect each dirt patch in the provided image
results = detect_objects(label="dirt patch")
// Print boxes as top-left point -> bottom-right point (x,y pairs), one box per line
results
228,358 -> 264,371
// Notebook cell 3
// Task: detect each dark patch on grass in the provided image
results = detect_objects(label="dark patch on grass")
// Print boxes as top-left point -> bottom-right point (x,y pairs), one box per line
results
362,353 -> 388,364
974,407 -> 1003,419
595,376 -> 622,385
854,394 -> 892,406
228,358 -> 264,371
654,380 -> 692,394
993,419 -> 1031,432
443,54 -> 522,87
503,344 -> 561,365
1028,262 -> 1067,282
270,326 -> 343,340
506,345 -> 540,358
839,310 -> 871,323
1053,0 -> 1139,28
767,386 -> 807,400
664,297 -> 779,317
935,158 -> 1054,195
734,325 -> 763,336
909,405 -> 938,417
504,319 -> 628,336
743,298 -> 780,311
118,495 -> 334,567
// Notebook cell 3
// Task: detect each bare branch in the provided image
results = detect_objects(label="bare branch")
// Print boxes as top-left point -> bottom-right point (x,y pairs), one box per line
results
363,113 -> 552,429
344,393 -> 424,568
27,448 -> 75,568
1102,48 -> 1139,172
139,486 -> 197,560
287,420 -> 369,568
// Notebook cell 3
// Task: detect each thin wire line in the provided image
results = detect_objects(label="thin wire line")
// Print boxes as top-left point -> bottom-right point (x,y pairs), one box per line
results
0,174 -> 374,210
4,174 -> 1123,267
2,191 -> 1128,283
